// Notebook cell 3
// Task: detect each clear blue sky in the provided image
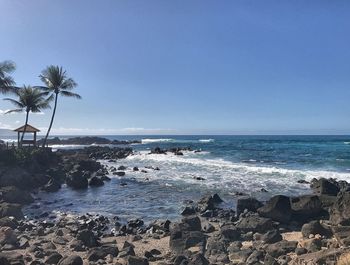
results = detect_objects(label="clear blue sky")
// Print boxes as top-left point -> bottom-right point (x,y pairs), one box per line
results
1,0 -> 350,135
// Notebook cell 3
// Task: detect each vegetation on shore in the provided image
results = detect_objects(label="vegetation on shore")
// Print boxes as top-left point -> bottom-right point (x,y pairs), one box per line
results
0,60 -> 81,147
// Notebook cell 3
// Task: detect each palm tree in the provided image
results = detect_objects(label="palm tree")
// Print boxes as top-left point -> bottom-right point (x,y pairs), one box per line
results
4,86 -> 51,146
37,66 -> 81,147
0,60 -> 16,94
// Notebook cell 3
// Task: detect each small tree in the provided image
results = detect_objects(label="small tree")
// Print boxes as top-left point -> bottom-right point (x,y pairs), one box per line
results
4,86 -> 51,146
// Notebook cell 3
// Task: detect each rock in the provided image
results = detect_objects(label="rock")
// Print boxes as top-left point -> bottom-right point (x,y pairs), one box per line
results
76,229 -> 99,247
0,217 -> 18,229
297,179 -> 309,184
44,253 -> 63,264
87,246 -> 119,261
57,255 -> 83,265
0,186 -> 34,204
0,226 -> 17,245
295,248 -> 307,255
0,257 -> 10,265
261,229 -> 283,244
181,206 -> 196,216
265,240 -> 298,258
236,214 -> 273,233
169,224 -> 206,254
330,191 -> 350,225
114,171 -> 126,176
88,176 -> 104,187
128,219 -> 144,228
246,250 -> 264,264
127,256 -> 149,265
236,197 -> 263,215
293,248 -> 346,264
291,195 -> 325,222
303,238 -> 322,253
0,203 -> 23,219
310,178 -> 340,195
202,223 -> 215,233
220,225 -> 240,241
133,167 -> 139,171
42,179 -> 61,192
182,216 -> 201,231
197,194 -> 223,212
258,195 -> 292,223
118,166 -> 127,170
188,253 -> 209,265
66,172 -> 88,190
301,221 -> 331,238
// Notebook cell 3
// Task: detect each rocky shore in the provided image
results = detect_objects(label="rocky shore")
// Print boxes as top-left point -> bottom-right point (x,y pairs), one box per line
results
1,147 -> 350,264
37,137 -> 141,146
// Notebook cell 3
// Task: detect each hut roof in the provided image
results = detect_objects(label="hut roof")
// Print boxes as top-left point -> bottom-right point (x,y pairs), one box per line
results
14,124 -> 40,133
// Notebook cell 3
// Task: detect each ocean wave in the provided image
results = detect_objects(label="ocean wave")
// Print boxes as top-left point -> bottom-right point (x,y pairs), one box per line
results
120,152 -> 350,184
141,138 -> 174,144
199,139 -> 215,143
344,142 -> 350,145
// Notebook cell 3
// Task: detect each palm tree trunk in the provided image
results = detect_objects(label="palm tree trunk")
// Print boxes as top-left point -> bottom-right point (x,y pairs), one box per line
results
42,93 -> 58,148
20,110 -> 29,147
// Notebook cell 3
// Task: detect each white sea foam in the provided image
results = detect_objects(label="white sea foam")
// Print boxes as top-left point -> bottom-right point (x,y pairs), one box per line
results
102,151 -> 350,196
141,138 -> 174,144
199,139 -> 215,143
344,142 -> 350,145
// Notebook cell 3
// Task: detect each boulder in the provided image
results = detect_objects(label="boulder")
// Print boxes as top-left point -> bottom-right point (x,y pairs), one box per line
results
197,194 -> 223,212
57,256 -> 83,265
42,179 -> 61,192
220,225 -> 240,241
0,186 -> 34,204
310,178 -> 340,196
261,229 -> 283,244
265,240 -> 298,258
87,245 -> 119,261
66,173 -> 88,190
44,253 -> 63,264
330,191 -> 350,225
236,214 -> 273,233
301,221 -> 332,238
127,256 -> 149,265
182,216 -> 201,231
188,253 -> 209,265
114,171 -> 126,176
0,203 -> 23,220
169,224 -> 206,254
88,176 -> 104,187
236,197 -> 263,215
0,226 -> 17,246
291,195 -> 325,222
76,229 -> 99,247
258,195 -> 292,223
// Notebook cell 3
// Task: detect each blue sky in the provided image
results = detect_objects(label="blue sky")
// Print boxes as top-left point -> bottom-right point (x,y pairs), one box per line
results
1,0 -> 350,135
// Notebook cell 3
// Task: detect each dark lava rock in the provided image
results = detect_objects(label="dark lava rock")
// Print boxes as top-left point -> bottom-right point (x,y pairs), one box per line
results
127,256 -> 149,265
291,195 -> 325,222
261,229 -> 283,244
76,229 -> 99,247
42,179 -> 61,192
236,214 -> 273,233
301,220 -> 332,238
88,176 -> 104,187
182,216 -> 201,231
330,191 -> 350,225
169,224 -> 206,254
57,255 -> 83,265
258,195 -> 292,223
236,197 -> 263,215
220,225 -> 240,241
114,171 -> 126,176
0,186 -> 34,204
265,240 -> 298,258
181,206 -> 196,216
310,178 -> 340,196
188,253 -> 209,265
44,253 -> 63,264
197,194 -> 223,212
66,173 -> 88,190
0,202 -> 24,219
87,245 -> 119,261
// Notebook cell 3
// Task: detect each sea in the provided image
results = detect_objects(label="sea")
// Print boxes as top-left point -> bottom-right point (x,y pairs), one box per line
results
2,135 -> 350,222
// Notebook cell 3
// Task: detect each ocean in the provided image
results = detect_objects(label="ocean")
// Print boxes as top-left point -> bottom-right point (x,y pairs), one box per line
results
4,135 -> 349,222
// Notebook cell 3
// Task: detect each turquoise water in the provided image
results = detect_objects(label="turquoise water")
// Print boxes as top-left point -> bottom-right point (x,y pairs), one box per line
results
19,135 -> 350,221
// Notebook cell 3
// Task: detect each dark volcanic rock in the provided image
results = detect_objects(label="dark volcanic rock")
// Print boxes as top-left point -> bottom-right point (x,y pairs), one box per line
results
0,203 -> 23,219
301,220 -> 332,238
310,178 -> 340,196
291,195 -> 325,222
42,179 -> 61,192
0,186 -> 34,204
127,256 -> 149,265
236,197 -> 263,215
265,240 -> 298,258
330,191 -> 350,225
76,229 -> 99,247
88,176 -> 104,187
38,136 -> 140,146
236,214 -> 273,233
57,255 -> 83,265
258,195 -> 292,223
66,172 -> 88,190
261,229 -> 283,244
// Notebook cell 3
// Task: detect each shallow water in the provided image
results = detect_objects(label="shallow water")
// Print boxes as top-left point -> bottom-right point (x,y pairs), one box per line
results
19,135 -> 350,222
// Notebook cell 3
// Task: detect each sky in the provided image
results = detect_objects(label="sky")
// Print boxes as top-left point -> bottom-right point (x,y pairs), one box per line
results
0,0 -> 350,135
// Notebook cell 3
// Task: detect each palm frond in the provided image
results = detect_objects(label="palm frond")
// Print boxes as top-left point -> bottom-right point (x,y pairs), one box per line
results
3,98 -> 24,108
60,90 -> 82,99
5,109 -> 23,114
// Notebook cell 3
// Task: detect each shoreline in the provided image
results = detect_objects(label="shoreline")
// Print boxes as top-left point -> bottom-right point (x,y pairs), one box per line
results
1,143 -> 350,264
